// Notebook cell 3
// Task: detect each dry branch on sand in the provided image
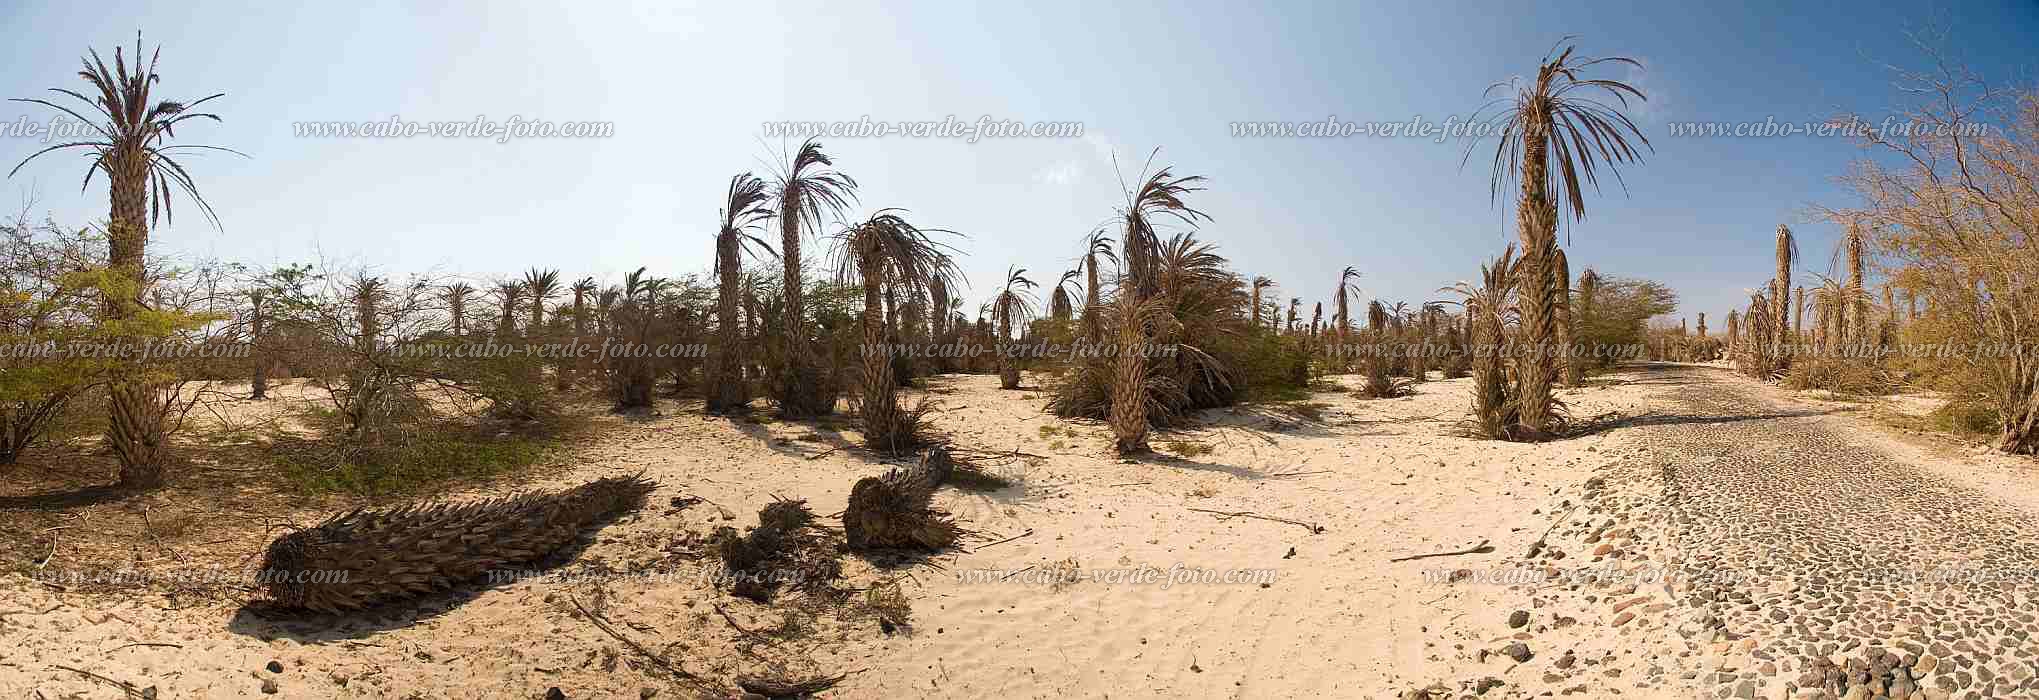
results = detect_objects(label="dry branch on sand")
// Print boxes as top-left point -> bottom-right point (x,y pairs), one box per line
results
256,474 -> 655,613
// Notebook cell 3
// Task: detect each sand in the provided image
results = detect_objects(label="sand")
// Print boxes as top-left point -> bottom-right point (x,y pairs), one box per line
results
10,366 -> 2008,698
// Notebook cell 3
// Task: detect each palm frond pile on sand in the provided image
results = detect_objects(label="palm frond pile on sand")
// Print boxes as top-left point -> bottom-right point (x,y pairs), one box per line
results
258,474 -> 656,613
843,446 -> 961,551
713,497 -> 840,602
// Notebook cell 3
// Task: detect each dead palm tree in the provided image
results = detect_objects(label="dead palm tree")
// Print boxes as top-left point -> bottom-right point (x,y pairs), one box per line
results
992,266 -> 1040,390
708,173 -> 776,414
768,139 -> 857,417
10,36 -> 238,488
1285,297 -> 1300,334
830,211 -> 956,450
1468,39 -> 1649,437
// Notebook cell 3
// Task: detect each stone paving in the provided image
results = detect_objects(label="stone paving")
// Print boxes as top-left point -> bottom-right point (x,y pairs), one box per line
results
1630,366 -> 2039,699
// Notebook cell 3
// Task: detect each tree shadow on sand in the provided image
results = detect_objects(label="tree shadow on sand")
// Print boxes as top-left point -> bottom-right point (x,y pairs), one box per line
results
0,483 -> 138,512
1563,408 -> 1839,438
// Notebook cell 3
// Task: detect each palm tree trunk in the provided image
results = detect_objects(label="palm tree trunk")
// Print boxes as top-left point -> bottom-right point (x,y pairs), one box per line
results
997,308 -> 1020,389
709,234 -> 748,413
1109,300 -> 1147,453
1082,256 -> 1102,343
106,149 -> 168,488
250,292 -> 268,400
776,188 -> 825,416
1513,122 -> 1560,436
858,251 -> 903,449
1555,248 -> 1579,386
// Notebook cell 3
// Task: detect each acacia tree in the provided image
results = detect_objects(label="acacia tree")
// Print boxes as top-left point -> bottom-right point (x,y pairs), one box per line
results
1469,40 -> 1649,438
10,36 -> 238,487
1835,62 -> 2039,453
708,173 -> 775,414
768,139 -> 857,417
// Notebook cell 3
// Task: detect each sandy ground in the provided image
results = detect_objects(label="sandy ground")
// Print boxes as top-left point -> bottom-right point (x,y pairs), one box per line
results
8,365 -> 2023,698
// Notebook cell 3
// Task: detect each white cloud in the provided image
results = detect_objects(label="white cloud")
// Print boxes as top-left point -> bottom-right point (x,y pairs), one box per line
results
1032,160 -> 1084,185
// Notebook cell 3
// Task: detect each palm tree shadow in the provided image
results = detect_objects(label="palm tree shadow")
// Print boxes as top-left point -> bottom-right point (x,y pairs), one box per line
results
1127,451 -> 1266,480
1565,408 -> 1838,437
727,417 -> 865,462
0,483 -> 136,512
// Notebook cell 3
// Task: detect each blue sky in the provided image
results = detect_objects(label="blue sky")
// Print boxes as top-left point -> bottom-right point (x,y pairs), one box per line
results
1,0 -> 2034,325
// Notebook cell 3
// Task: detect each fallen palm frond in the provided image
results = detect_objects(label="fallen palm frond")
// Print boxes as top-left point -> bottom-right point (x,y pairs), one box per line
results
713,498 -> 841,602
258,474 -> 655,613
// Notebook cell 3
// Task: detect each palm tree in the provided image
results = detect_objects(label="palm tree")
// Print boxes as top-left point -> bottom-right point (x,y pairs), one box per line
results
1468,39 -> 1649,437
768,139 -> 857,417
565,277 -> 597,390
1554,248 -> 1578,386
1078,229 -> 1116,343
1772,225 -> 1796,371
1249,276 -> 1274,330
1443,245 -> 1520,439
247,288 -> 273,399
611,267 -> 663,410
9,37 -> 238,488
929,271 -> 950,341
492,281 -> 524,338
1285,297 -> 1300,333
1049,269 -> 1080,321
1105,158 -> 1208,454
444,281 -> 475,337
708,173 -> 776,414
524,268 -> 562,332
1843,222 -> 1869,347
830,211 -> 956,450
1335,266 -> 1363,359
992,266 -> 1040,390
